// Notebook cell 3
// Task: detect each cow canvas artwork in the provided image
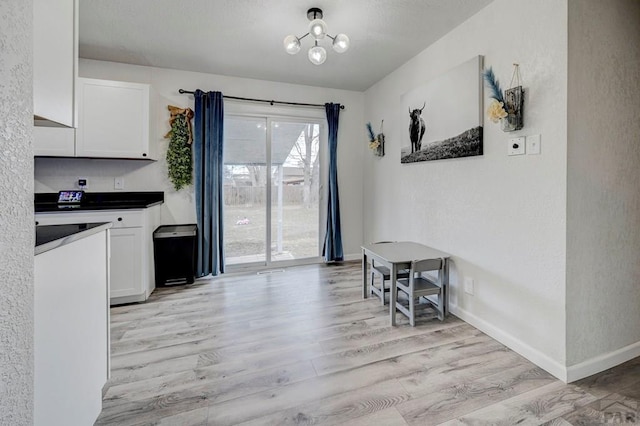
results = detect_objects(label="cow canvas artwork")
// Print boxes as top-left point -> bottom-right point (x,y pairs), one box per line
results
409,103 -> 426,153
400,56 -> 483,163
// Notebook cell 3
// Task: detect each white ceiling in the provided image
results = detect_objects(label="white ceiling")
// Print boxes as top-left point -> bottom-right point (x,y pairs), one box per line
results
79,0 -> 493,92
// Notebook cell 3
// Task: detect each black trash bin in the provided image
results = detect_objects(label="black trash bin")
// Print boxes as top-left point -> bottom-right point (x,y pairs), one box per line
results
153,224 -> 197,286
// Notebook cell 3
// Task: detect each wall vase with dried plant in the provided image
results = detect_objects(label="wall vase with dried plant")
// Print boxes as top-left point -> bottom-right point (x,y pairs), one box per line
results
366,120 -> 385,157
484,64 -> 524,132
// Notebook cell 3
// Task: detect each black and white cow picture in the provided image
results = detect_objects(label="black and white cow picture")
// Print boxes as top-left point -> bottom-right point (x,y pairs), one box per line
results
400,56 -> 483,163
408,103 -> 426,153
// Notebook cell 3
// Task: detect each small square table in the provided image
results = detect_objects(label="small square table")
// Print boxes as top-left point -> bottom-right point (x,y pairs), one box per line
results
362,241 -> 450,326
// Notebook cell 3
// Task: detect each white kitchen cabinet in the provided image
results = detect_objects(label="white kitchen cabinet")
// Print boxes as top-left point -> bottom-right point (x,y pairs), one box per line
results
34,229 -> 109,426
35,206 -> 160,305
33,0 -> 77,127
33,0 -> 77,157
33,126 -> 76,157
110,227 -> 144,300
76,78 -> 154,159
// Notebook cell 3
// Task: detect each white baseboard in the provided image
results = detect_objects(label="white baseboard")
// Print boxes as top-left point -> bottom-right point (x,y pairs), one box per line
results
566,340 -> 640,383
449,304 -> 568,382
343,253 -> 362,262
451,304 -> 640,383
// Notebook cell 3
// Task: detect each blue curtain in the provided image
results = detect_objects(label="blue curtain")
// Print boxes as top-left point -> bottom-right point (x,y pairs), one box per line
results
193,90 -> 225,276
323,103 -> 344,262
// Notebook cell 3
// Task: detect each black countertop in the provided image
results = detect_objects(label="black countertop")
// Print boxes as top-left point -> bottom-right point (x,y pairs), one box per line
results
35,222 -> 112,255
35,191 -> 164,212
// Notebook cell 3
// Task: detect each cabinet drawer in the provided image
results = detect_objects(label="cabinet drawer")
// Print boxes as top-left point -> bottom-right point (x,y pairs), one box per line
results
36,210 -> 144,228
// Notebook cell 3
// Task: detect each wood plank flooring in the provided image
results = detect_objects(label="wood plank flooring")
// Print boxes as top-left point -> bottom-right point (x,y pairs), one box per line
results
96,262 -> 640,425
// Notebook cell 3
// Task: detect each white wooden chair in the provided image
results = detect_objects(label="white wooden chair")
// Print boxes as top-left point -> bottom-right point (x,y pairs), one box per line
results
395,258 -> 445,326
370,241 -> 409,305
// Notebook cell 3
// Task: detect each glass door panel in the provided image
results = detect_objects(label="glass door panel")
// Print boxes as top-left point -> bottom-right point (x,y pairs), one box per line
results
270,121 -> 321,261
223,117 -> 267,266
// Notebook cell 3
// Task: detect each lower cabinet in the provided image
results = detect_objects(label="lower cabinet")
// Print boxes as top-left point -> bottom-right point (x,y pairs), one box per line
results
35,206 -> 160,305
110,227 -> 144,300
34,230 -> 109,426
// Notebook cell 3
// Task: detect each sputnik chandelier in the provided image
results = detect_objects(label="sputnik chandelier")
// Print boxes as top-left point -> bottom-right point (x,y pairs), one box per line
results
283,7 -> 350,65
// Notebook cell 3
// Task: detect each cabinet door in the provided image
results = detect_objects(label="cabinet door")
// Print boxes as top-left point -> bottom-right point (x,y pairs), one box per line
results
33,126 -> 75,157
34,231 -> 108,426
76,78 -> 151,159
109,227 -> 144,301
33,0 -> 76,127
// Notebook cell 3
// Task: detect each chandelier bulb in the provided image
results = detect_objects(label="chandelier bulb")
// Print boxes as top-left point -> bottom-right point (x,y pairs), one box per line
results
308,45 -> 327,65
308,18 -> 328,40
283,35 -> 301,55
332,34 -> 350,53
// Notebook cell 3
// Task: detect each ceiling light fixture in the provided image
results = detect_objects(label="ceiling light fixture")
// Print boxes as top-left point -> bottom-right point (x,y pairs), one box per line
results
283,7 -> 350,65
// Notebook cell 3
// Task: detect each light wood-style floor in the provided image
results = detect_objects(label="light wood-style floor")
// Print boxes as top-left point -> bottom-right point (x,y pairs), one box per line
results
96,262 -> 640,425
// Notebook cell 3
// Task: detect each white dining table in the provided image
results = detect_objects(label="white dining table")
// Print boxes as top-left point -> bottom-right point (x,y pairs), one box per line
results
361,241 -> 450,326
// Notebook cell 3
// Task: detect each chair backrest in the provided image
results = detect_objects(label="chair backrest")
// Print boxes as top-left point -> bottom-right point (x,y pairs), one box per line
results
411,258 -> 443,273
408,258 -> 444,289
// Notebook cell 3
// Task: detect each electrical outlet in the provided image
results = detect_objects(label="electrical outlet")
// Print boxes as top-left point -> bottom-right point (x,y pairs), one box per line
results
508,137 -> 526,156
114,177 -> 125,190
526,134 -> 541,155
464,277 -> 475,295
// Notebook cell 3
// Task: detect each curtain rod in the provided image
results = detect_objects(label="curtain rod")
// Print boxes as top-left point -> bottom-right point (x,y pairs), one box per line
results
178,89 -> 345,110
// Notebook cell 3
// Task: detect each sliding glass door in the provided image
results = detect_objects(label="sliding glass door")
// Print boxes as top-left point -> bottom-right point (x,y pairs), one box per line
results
223,115 -> 323,268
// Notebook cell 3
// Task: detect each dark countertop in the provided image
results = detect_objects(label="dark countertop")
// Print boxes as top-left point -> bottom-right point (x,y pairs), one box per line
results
35,191 -> 164,212
35,222 -> 112,255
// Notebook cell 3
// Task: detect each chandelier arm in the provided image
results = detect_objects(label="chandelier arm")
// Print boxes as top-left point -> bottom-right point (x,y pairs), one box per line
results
327,34 -> 336,41
298,33 -> 310,41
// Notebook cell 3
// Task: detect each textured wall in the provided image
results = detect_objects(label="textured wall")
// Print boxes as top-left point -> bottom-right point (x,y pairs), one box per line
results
0,0 -> 35,424
364,0 -> 569,375
35,60 -> 365,258
566,0 -> 640,366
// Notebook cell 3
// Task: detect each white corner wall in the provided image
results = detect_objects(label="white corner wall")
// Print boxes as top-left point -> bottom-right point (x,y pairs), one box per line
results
0,0 -> 35,423
363,0 -> 569,378
566,0 -> 640,378
35,61 -> 365,258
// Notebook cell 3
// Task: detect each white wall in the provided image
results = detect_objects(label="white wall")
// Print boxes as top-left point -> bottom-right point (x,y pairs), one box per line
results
363,0 -> 569,377
0,0 -> 35,423
566,0 -> 640,372
35,61 -> 365,258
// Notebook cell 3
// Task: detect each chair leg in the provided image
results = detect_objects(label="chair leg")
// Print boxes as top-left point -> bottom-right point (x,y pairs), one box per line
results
371,272 -> 385,305
409,295 -> 416,326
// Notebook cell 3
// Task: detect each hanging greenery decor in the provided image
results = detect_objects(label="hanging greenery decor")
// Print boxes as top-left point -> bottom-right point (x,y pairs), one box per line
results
164,106 -> 194,191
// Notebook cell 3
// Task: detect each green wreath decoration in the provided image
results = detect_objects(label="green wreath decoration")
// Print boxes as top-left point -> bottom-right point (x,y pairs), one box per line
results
166,112 -> 192,191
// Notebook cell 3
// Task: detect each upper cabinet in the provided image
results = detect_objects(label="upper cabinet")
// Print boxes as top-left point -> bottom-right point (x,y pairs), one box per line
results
33,0 -> 77,128
32,0 -> 155,160
76,78 -> 154,160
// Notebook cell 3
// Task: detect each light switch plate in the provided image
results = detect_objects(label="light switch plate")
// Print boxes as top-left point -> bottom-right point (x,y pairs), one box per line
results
464,277 -> 474,295
114,177 -> 125,190
526,134 -> 541,155
508,137 -> 526,156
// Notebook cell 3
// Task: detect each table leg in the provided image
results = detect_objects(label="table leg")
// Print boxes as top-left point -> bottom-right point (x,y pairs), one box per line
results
362,250 -> 368,299
390,263 -> 397,326
443,258 -> 449,317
